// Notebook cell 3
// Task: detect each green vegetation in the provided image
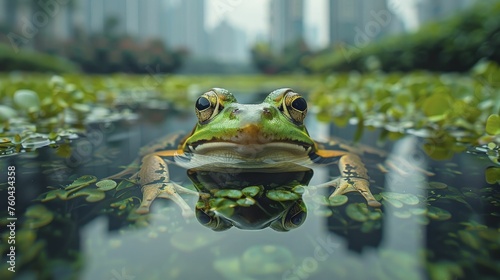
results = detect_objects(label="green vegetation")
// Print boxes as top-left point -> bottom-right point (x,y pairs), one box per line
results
310,60 -> 500,158
0,43 -> 79,73
0,61 -> 499,158
308,0 -> 500,73
61,36 -> 186,73
251,39 -> 312,74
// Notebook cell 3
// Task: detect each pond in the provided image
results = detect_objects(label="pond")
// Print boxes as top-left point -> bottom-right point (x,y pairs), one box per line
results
1,79 -> 499,280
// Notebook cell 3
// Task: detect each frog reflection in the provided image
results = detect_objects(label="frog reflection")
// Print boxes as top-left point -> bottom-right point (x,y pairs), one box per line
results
188,168 -> 311,231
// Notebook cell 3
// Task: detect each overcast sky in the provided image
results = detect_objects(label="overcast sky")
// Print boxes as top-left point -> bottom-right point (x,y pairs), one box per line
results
205,0 -> 419,48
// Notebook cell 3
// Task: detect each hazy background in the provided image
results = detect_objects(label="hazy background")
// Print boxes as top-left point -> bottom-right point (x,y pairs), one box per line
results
0,0 -> 476,73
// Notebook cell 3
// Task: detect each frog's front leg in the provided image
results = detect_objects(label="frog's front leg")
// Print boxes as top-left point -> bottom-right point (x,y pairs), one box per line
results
135,154 -> 198,217
316,151 -> 381,207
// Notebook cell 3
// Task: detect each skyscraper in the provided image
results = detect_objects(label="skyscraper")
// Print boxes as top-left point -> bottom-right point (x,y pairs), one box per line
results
329,0 -> 389,46
416,0 -> 474,26
269,0 -> 304,53
209,20 -> 248,62
164,0 -> 207,57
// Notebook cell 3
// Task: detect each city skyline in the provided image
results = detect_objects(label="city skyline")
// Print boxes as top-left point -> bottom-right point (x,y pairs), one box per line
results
0,0 -> 475,62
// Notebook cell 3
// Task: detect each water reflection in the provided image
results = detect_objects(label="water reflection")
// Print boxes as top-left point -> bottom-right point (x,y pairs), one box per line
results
1,102 -> 499,280
190,168 -> 310,231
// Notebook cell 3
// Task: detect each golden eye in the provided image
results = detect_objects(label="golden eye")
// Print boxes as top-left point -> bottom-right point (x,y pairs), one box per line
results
281,90 -> 307,124
195,90 -> 221,123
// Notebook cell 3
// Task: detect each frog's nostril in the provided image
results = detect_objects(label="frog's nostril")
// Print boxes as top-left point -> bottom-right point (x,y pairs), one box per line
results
262,107 -> 272,119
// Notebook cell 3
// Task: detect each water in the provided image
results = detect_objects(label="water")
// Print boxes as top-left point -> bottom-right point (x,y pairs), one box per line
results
1,94 -> 499,280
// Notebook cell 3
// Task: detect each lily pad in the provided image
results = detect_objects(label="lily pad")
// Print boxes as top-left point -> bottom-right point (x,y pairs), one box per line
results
241,186 -> 262,197
485,114 -> 500,135
96,179 -> 117,191
110,198 -> 133,210
422,93 -> 451,117
67,189 -> 106,202
236,197 -> 256,207
65,175 -> 98,190
40,189 -> 68,202
13,89 -> 40,110
428,181 -> 448,189
381,192 -> 419,205
329,194 -> 348,206
0,105 -> 18,121
485,167 -> 500,185
214,189 -> 243,199
209,197 -> 238,210
266,190 -> 300,201
426,206 -> 452,221
25,204 -> 54,229
346,203 -> 368,222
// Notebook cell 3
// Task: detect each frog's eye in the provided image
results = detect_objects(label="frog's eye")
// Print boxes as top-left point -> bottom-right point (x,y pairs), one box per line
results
270,200 -> 307,232
281,90 -> 307,124
196,209 -> 232,231
195,90 -> 222,123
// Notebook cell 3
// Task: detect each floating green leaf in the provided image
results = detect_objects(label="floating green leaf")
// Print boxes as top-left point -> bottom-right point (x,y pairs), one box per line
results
236,197 -> 255,207
25,204 -> 54,229
209,198 -> 238,210
427,206 -> 452,221
0,105 -> 18,121
485,167 -> 500,184
96,179 -> 117,191
329,194 -> 348,206
13,89 -> 40,110
381,192 -> 419,205
346,203 -> 368,222
67,189 -> 106,202
214,189 -> 243,199
428,181 -> 448,189
40,189 -> 68,202
242,186 -> 262,197
65,175 -> 98,190
266,190 -> 300,201
485,114 -> 500,135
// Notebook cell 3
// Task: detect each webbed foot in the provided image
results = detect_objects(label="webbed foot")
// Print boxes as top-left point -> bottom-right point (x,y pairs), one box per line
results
135,154 -> 198,217
329,177 -> 381,207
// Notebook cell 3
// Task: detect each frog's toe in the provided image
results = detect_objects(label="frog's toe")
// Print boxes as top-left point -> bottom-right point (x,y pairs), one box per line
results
329,177 -> 381,208
136,183 -> 196,217
136,184 -> 162,214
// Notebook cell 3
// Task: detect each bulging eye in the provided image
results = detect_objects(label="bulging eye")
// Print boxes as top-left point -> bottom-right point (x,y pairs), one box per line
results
281,90 -> 308,124
195,90 -> 221,123
195,96 -> 211,111
270,200 -> 307,232
291,97 -> 307,112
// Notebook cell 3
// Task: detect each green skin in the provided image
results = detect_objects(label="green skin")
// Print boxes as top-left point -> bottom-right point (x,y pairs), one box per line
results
124,88 -> 381,217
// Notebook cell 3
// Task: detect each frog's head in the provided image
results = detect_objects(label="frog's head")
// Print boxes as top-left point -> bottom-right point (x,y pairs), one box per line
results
182,88 -> 317,162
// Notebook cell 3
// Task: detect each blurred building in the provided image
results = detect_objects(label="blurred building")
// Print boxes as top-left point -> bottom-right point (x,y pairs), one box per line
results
328,0 -> 389,46
209,20 -> 247,62
416,0 -> 474,25
0,0 -> 79,49
164,0 -> 208,57
269,0 -> 304,53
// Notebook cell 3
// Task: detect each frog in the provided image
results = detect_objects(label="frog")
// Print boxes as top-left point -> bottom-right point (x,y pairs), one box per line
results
112,88 -> 383,218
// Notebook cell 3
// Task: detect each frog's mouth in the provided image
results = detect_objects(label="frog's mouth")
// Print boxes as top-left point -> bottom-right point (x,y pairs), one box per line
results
187,124 -> 314,155
187,141 -> 313,157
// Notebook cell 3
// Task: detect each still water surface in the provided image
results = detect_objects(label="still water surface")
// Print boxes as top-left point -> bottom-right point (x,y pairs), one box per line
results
1,92 -> 499,280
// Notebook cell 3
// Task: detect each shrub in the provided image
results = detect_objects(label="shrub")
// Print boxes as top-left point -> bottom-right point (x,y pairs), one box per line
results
0,44 -> 79,73
308,0 -> 500,73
